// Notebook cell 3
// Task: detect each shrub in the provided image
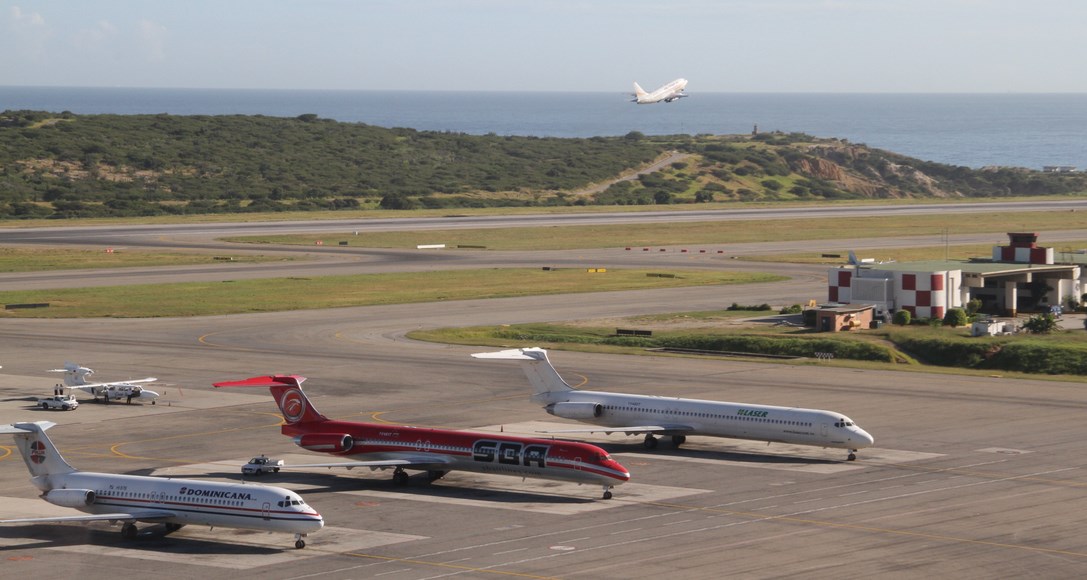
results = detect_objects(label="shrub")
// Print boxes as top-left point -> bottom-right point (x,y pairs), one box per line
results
942,308 -> 968,327
892,310 -> 911,326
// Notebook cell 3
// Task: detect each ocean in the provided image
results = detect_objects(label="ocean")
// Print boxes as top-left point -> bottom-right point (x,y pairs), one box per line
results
2,86 -> 1085,170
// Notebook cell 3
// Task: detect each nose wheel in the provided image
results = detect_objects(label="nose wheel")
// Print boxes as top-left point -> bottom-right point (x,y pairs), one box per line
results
295,533 -> 307,549
847,450 -> 857,461
602,486 -> 613,500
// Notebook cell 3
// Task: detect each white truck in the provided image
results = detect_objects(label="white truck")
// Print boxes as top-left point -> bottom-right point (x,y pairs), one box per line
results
38,394 -> 79,411
241,455 -> 283,476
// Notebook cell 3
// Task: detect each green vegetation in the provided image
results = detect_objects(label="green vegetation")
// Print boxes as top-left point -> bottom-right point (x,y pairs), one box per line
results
0,246 -> 283,272
409,316 -> 1087,378
0,268 -> 783,318
3,111 -> 1084,220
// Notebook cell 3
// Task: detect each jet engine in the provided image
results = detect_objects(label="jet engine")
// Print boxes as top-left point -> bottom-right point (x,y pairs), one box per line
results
293,433 -> 354,453
44,488 -> 96,508
546,402 -> 603,419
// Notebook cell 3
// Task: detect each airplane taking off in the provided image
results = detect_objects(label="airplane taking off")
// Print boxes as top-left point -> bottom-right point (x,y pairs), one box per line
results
632,78 -> 688,104
49,362 -> 160,404
473,348 -> 874,461
0,421 -> 323,549
213,375 -> 630,499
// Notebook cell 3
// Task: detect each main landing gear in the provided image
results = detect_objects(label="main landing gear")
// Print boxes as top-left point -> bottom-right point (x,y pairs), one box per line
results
164,523 -> 184,534
847,450 -> 858,461
295,533 -> 308,549
392,467 -> 410,486
642,434 -> 686,449
121,522 -> 138,540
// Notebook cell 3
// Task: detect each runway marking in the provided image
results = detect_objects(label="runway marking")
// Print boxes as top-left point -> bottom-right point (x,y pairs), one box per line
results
334,475 -> 708,515
0,501 -> 425,569
477,420 -> 938,473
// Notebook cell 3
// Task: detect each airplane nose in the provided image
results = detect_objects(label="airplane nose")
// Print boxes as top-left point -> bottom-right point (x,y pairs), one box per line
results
856,428 -> 874,447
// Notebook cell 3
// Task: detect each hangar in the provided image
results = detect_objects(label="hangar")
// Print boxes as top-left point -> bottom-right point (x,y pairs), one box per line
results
828,233 -> 1084,319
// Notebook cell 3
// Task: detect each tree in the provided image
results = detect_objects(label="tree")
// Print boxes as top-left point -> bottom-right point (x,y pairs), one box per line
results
942,308 -> 968,327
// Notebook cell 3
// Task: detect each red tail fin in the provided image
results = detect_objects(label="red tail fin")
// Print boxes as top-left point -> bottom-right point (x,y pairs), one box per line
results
213,375 -> 327,425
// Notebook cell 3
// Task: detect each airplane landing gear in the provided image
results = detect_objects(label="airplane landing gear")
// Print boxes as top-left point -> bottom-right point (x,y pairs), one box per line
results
643,434 -> 658,449
392,467 -> 410,486
670,435 -> 686,448
294,533 -> 307,549
602,486 -> 613,500
847,450 -> 858,461
121,522 -> 138,540
164,523 -> 184,534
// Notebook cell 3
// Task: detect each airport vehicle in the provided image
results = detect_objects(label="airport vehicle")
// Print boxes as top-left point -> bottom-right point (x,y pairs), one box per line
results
214,375 -> 630,499
38,394 -> 79,411
49,362 -> 160,404
473,348 -> 875,461
242,455 -> 283,476
631,78 -> 688,104
0,421 -> 323,549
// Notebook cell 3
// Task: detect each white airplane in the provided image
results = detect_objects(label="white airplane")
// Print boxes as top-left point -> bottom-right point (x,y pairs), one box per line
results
472,348 -> 875,461
0,421 -> 323,548
631,78 -> 688,104
49,362 -> 160,404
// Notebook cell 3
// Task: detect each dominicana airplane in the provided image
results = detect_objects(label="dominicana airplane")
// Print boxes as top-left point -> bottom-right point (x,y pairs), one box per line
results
631,78 -> 689,104
472,348 -> 875,461
213,375 -> 630,499
0,421 -> 323,549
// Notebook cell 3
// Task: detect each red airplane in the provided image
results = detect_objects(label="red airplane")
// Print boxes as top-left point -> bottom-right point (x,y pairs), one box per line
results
213,375 -> 630,499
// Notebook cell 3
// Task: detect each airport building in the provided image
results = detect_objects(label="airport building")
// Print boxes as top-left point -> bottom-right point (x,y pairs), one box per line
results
826,233 -> 1084,322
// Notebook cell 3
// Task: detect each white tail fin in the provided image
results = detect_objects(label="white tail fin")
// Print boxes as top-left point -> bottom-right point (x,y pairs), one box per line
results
0,422 -> 77,478
633,82 -> 648,99
471,348 -> 574,398
48,362 -> 93,387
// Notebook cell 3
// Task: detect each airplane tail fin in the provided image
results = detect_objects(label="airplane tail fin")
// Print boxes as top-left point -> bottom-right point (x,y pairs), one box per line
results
0,421 -> 78,478
633,82 -> 648,100
213,375 -> 328,425
48,362 -> 92,387
471,348 -> 574,399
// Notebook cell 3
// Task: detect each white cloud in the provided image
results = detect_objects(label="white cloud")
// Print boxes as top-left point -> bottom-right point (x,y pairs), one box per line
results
137,19 -> 167,61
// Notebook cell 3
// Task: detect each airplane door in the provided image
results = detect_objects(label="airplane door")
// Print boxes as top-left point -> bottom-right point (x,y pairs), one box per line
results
821,423 -> 828,439
262,502 -> 271,520
574,457 -> 583,471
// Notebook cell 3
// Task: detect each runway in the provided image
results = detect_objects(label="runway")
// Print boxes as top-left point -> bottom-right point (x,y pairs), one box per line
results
1,207 -> 1086,578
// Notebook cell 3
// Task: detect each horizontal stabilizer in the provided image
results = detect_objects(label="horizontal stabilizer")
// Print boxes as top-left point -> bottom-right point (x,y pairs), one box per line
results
471,348 -> 547,361
0,421 -> 57,435
213,375 -> 306,389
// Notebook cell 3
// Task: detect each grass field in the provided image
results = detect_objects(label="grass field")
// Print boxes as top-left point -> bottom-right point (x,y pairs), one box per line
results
222,210 -> 1087,251
0,246 -> 286,272
0,269 -> 785,318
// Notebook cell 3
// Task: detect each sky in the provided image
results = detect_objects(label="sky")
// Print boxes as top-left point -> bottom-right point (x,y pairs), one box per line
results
2,0 -> 1086,93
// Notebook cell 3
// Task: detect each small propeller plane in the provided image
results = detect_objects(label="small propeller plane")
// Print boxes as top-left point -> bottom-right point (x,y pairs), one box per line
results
0,421 -> 323,548
48,362 -> 160,405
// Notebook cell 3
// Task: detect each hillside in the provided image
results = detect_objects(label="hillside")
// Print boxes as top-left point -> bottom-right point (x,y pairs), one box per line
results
1,110 -> 1084,219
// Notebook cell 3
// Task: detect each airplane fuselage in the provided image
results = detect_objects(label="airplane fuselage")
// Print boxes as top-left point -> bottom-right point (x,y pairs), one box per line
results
541,390 -> 874,451
634,78 -> 689,104
37,471 -> 323,535
282,420 -> 630,487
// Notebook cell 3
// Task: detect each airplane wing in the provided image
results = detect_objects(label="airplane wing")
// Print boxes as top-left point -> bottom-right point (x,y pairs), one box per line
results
1,510 -> 175,525
538,425 -> 695,436
73,378 -> 158,389
281,456 -> 453,471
